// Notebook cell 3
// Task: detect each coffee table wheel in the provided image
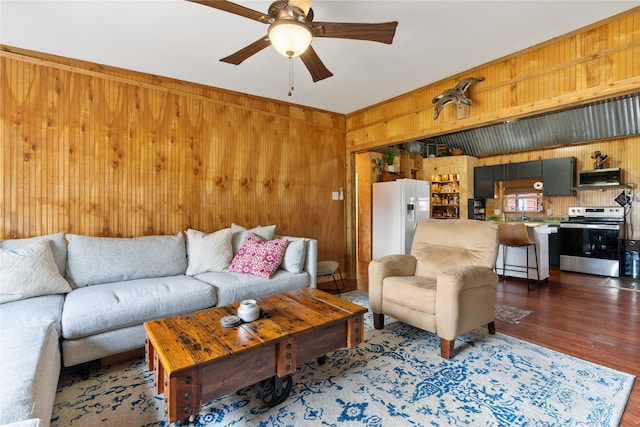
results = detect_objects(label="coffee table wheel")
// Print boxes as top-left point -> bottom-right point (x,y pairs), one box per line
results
317,355 -> 327,365
175,415 -> 195,425
258,374 -> 293,408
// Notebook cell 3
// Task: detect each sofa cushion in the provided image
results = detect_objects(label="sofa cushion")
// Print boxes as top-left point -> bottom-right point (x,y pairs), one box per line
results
0,294 -> 64,334
66,233 -> 187,287
195,269 -> 310,307
279,237 -> 307,273
231,223 -> 276,255
185,228 -> 233,275
61,275 -> 217,339
0,240 -> 72,304
229,232 -> 288,279
0,324 -> 60,426
1,231 -> 67,276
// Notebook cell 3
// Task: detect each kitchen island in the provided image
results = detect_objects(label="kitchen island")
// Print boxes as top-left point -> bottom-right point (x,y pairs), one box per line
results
495,222 -> 557,283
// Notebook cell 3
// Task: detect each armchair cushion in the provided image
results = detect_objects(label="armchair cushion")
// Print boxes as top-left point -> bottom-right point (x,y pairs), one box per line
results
382,275 -> 436,314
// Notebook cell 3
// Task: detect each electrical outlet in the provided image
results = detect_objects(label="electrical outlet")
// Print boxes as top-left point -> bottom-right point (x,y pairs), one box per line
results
494,209 -> 501,215
547,209 -> 553,216
332,192 -> 339,201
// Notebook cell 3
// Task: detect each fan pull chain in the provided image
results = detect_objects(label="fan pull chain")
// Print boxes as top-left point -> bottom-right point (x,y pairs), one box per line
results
288,56 -> 294,96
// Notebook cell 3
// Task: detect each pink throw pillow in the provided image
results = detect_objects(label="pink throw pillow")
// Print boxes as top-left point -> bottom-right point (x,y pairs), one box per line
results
229,232 -> 289,279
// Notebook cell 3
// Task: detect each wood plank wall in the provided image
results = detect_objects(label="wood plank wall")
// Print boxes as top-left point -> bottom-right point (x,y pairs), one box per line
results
347,8 -> 639,282
0,48 -> 347,267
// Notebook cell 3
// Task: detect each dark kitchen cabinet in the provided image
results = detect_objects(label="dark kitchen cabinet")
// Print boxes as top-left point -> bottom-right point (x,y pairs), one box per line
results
492,164 -> 507,182
474,157 -> 574,200
515,160 -> 543,179
542,157 -> 575,196
474,166 -> 494,198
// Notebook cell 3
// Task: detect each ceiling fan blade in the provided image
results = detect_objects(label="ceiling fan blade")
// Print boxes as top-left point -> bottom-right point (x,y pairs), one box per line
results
313,21 -> 398,44
220,37 -> 271,65
299,46 -> 333,82
186,0 -> 267,23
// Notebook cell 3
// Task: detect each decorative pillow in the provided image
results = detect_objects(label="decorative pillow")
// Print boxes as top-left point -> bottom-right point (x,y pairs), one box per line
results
279,238 -> 306,273
1,232 -> 67,276
0,240 -> 72,304
185,228 -> 233,276
231,223 -> 276,255
229,232 -> 289,279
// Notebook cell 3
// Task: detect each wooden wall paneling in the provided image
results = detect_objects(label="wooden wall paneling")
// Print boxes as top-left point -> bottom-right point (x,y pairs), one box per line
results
1,50 -> 348,275
355,151 -> 372,291
310,125 -> 347,265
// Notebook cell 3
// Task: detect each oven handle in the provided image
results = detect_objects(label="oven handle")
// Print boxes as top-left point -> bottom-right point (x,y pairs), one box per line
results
560,223 -> 620,230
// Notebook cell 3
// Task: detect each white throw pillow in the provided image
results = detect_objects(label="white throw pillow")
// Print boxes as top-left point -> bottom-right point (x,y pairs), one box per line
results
231,223 -> 276,255
280,239 -> 307,273
0,240 -> 73,304
185,228 -> 233,276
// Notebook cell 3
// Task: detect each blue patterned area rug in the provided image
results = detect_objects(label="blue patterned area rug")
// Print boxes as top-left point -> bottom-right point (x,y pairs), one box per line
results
51,291 -> 634,427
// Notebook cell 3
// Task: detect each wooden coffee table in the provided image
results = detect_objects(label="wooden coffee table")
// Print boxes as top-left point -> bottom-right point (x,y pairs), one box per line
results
144,288 -> 367,423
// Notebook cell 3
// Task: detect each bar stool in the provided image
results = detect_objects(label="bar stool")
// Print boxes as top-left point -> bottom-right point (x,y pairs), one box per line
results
499,222 -> 541,291
316,261 -> 346,295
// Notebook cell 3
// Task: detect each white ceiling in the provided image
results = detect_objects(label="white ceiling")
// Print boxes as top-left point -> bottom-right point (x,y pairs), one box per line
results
1,1 -> 638,114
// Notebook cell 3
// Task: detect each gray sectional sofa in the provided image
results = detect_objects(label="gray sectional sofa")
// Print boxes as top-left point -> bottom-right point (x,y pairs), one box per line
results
0,228 -> 317,427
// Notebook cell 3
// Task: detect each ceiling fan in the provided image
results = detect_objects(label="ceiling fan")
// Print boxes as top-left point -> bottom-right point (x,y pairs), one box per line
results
187,0 -> 398,82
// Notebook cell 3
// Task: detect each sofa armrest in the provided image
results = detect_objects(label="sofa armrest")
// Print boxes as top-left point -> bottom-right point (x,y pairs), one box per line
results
274,235 -> 318,288
435,265 -> 499,340
368,255 -> 417,313
304,238 -> 318,288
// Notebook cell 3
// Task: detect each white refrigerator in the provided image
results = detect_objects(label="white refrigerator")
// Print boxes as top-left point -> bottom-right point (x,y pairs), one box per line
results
372,179 -> 431,259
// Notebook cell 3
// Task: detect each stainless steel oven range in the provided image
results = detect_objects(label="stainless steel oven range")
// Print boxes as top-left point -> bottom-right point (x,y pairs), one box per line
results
560,206 -> 625,277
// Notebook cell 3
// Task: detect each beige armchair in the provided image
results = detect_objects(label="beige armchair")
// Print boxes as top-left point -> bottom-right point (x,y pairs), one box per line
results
368,218 -> 500,359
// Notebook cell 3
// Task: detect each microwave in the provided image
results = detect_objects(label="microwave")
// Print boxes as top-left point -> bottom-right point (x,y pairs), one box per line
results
579,168 -> 622,187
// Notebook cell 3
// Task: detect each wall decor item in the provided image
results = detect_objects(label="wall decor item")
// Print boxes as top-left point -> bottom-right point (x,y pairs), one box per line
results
615,191 -> 631,207
432,77 -> 484,119
591,151 -> 609,169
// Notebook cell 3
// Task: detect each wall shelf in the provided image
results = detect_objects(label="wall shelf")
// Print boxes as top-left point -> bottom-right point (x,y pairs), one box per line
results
571,183 -> 634,206
431,175 -> 461,218
572,184 -> 633,191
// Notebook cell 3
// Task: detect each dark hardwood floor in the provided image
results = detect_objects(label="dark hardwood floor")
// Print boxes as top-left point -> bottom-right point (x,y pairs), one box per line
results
328,267 -> 639,426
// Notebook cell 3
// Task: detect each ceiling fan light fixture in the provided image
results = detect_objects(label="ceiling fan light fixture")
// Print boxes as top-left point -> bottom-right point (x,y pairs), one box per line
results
268,20 -> 312,58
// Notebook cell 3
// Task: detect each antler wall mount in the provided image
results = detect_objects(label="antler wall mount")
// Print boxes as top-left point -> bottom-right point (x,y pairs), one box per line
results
187,0 -> 398,83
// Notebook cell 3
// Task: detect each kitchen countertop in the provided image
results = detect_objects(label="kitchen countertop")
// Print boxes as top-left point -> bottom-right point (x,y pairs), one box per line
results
486,216 -> 564,224
485,219 -> 559,233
